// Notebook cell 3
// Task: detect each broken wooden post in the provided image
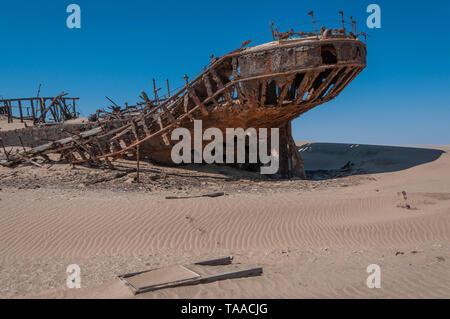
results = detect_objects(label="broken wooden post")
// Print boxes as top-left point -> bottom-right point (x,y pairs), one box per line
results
166,79 -> 171,97
72,98 -> 76,116
105,96 -> 120,108
286,121 -> 306,179
7,101 -> 13,123
153,78 -> 160,103
30,99 -> 36,123
0,138 -> 9,161
18,136 -> 26,152
36,83 -> 41,98
18,100 -> 24,123
40,98 -> 45,122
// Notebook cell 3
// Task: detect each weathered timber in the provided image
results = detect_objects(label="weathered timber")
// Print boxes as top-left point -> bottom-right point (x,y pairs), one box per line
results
0,95 -> 79,124
2,20 -> 366,178
118,256 -> 262,295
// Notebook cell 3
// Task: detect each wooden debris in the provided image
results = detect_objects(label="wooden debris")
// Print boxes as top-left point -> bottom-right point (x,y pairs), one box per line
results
165,192 -> 225,200
117,256 -> 262,295
84,168 -> 136,186
0,94 -> 79,124
194,256 -> 233,266
0,138 -> 9,161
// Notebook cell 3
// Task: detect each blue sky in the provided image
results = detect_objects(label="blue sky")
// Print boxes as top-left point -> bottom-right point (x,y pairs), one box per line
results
1,0 -> 449,145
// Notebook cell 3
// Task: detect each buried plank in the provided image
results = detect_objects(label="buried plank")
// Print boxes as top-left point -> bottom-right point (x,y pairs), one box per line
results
194,256 -> 233,266
124,265 -> 201,292
118,256 -> 262,295
165,192 -> 225,200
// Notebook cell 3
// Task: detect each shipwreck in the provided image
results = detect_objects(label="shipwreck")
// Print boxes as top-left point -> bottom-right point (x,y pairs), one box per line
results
0,13 -> 367,178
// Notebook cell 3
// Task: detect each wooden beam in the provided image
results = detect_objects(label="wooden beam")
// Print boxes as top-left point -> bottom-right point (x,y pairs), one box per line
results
122,266 -> 263,295
277,75 -> 295,107
279,125 -> 289,177
286,120 -> 306,179
202,73 -> 220,108
30,99 -> 36,123
194,256 -> 233,266
7,101 -> 13,123
18,100 -> 24,123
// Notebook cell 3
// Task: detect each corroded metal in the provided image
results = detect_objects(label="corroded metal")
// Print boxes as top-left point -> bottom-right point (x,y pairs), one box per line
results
1,21 -> 367,177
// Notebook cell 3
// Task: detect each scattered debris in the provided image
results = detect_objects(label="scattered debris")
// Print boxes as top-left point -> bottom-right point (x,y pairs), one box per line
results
84,168 -> 136,186
339,161 -> 355,171
117,256 -> 262,294
306,161 -> 365,180
396,190 -> 417,210
398,190 -> 408,201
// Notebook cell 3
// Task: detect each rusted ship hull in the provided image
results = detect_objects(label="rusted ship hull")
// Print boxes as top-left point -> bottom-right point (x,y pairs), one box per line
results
138,37 -> 366,165
1,33 -> 366,178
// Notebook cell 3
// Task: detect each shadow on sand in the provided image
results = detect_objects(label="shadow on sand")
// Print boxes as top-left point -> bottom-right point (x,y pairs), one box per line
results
104,143 -> 445,182
299,143 -> 445,180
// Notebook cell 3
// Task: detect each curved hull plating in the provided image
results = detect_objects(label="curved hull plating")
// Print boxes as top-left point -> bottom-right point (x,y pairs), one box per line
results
3,35 -> 366,177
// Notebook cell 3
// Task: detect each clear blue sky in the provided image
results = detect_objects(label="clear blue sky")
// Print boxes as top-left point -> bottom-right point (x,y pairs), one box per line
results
1,0 -> 449,145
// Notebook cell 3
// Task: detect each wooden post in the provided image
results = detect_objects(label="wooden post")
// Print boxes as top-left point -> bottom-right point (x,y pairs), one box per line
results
40,98 -> 45,122
278,124 -> 289,178
30,99 -> 36,124
167,79 -> 170,97
286,121 -> 306,179
153,78 -> 160,104
0,138 -> 9,161
18,136 -> 26,152
36,83 -> 41,121
7,101 -> 12,123
18,100 -> 24,123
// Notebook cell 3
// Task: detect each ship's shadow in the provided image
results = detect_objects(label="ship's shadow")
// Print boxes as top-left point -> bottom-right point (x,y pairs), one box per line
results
299,143 -> 445,180
140,143 -> 445,182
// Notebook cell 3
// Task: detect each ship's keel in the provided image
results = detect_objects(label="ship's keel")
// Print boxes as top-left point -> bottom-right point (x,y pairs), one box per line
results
278,121 -> 306,179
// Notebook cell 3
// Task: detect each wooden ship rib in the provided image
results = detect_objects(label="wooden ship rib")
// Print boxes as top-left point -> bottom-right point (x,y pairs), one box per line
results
1,15 -> 367,178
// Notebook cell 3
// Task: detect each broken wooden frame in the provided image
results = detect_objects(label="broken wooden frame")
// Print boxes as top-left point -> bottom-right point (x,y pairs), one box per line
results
117,256 -> 263,295
0,94 -> 79,124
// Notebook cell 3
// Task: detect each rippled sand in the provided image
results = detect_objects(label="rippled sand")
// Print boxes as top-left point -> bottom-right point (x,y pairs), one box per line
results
0,144 -> 449,298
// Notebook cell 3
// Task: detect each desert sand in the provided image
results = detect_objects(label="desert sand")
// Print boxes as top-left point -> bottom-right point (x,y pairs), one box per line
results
0,141 -> 449,298
0,116 -> 91,133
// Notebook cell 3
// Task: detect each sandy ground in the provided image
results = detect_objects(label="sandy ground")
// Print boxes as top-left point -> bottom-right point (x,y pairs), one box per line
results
0,117 -> 32,131
0,142 -> 449,299
0,117 -> 91,132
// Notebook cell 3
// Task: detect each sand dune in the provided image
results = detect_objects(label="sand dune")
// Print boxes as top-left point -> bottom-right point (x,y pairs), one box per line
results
0,143 -> 449,298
